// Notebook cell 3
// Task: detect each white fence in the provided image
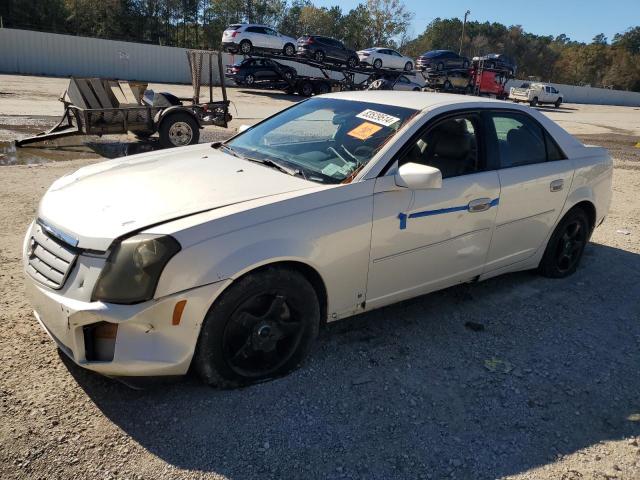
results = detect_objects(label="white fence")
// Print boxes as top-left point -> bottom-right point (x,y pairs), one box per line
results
1,28 -> 640,106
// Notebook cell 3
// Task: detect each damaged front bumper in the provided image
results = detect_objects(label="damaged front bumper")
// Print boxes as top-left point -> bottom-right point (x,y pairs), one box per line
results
25,277 -> 230,377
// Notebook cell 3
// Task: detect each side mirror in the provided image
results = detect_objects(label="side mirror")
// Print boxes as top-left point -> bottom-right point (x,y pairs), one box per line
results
238,124 -> 251,133
395,163 -> 442,189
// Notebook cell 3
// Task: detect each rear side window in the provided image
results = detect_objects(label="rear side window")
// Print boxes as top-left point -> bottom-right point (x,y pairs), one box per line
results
489,112 -> 565,167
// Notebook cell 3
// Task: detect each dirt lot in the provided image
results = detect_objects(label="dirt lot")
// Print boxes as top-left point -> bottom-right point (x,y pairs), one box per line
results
0,74 -> 639,480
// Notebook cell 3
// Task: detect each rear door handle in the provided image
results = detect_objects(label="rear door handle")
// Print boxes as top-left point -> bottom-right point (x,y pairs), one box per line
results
550,179 -> 564,192
468,198 -> 492,212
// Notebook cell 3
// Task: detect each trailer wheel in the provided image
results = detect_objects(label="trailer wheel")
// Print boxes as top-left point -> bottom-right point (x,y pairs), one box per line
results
314,82 -> 331,95
239,40 -> 252,55
299,81 -> 314,97
373,58 -> 383,69
159,113 -> 199,148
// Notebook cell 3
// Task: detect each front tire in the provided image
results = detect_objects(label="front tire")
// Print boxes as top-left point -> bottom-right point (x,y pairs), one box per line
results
538,208 -> 590,278
313,50 -> 325,63
194,267 -> 320,388
373,58 -> 383,69
158,112 -> 199,148
530,97 -> 538,107
346,56 -> 359,69
404,61 -> 413,71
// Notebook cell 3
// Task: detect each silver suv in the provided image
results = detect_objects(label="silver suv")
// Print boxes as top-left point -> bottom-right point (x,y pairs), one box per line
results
222,24 -> 297,57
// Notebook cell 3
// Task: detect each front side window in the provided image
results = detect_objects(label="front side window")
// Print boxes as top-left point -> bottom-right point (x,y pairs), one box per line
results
490,113 -> 547,167
226,98 -> 417,184
397,115 -> 481,179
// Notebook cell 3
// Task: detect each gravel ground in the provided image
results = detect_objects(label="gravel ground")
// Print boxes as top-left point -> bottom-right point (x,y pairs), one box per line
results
1,126 -> 639,479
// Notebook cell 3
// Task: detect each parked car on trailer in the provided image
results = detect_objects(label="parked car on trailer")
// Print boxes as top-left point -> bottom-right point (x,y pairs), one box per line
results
222,24 -> 297,56
296,35 -> 359,69
357,47 -> 414,71
24,91 -> 612,388
473,53 -> 516,75
416,50 -> 470,71
428,70 -> 471,91
225,58 -> 297,86
510,83 -> 563,107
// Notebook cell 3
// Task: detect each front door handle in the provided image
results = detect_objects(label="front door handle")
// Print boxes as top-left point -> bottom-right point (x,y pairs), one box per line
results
468,198 -> 492,212
550,179 -> 564,192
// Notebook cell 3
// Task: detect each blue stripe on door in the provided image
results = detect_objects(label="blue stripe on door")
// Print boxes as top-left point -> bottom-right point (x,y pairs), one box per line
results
398,197 -> 500,230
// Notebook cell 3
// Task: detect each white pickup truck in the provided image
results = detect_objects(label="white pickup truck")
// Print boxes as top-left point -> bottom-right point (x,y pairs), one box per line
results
510,82 -> 563,107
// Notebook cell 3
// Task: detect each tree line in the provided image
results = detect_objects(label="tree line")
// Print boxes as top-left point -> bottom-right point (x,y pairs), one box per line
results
1,0 -> 639,91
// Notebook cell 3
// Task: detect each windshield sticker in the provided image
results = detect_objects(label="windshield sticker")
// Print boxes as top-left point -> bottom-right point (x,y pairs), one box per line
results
347,122 -> 383,140
356,109 -> 400,127
322,162 -> 353,178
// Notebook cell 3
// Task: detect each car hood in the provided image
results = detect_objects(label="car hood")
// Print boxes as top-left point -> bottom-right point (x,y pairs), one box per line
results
38,144 -> 316,251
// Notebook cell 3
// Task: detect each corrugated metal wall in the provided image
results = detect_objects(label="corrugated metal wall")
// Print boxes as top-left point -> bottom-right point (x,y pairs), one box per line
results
1,28 -> 639,106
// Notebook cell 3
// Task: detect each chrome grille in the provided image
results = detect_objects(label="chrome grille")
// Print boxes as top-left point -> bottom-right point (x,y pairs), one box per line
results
26,223 -> 78,289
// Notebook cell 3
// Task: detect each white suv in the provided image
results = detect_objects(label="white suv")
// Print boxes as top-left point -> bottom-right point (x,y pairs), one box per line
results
222,24 -> 297,57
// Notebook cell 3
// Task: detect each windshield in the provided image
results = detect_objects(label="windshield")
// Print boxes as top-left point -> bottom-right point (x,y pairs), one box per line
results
225,98 -> 417,184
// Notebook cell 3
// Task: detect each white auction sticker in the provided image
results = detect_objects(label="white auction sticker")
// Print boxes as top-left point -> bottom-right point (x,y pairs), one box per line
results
355,109 -> 400,127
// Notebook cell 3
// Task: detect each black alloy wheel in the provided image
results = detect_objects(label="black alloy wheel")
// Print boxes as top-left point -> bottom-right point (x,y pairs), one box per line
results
539,208 -> 590,278
314,50 -> 326,62
194,267 -> 320,388
347,56 -> 359,69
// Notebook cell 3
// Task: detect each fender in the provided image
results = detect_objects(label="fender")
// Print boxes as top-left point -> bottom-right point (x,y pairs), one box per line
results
155,106 -> 202,128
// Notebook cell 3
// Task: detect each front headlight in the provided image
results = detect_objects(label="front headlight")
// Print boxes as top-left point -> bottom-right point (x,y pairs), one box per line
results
92,234 -> 181,304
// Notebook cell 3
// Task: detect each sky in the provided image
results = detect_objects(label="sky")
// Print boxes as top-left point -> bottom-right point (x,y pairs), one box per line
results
313,0 -> 639,44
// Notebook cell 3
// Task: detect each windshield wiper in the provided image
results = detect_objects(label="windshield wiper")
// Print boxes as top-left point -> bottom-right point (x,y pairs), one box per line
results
212,142 -> 242,158
244,156 -> 303,178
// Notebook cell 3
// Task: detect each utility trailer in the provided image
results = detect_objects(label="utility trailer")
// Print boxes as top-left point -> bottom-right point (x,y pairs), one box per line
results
226,52 -> 420,96
16,50 -> 231,148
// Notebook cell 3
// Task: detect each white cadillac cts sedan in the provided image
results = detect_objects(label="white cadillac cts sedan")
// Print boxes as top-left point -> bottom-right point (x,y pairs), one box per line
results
24,92 -> 612,388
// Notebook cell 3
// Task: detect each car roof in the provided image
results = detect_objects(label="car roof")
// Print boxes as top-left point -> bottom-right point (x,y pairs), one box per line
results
321,90 -> 521,111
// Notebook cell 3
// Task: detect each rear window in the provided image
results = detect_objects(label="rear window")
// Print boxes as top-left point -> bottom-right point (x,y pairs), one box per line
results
227,25 -> 242,30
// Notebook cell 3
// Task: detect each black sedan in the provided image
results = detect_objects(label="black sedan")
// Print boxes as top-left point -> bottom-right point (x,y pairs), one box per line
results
225,58 -> 297,86
416,50 -> 469,71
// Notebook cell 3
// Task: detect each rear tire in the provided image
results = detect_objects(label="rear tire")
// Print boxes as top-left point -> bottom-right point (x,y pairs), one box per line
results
530,97 -> 538,107
538,208 -> 590,278
313,50 -> 325,63
347,56 -> 359,69
443,80 -> 453,91
158,112 -> 199,148
555,98 -> 562,108
436,62 -> 444,71
239,40 -> 252,55
283,43 -> 295,56
244,73 -> 255,86
373,58 -> 383,69
194,267 -> 320,388
404,61 -> 413,71
299,81 -> 314,97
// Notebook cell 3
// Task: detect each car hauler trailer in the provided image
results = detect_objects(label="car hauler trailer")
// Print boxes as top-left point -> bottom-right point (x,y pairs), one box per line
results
225,51 -> 421,96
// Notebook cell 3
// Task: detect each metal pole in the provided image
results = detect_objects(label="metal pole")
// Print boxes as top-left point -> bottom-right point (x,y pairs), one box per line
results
459,10 -> 470,55
209,53 -> 213,103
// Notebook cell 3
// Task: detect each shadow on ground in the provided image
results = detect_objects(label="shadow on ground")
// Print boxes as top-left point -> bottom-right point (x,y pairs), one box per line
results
64,243 -> 640,479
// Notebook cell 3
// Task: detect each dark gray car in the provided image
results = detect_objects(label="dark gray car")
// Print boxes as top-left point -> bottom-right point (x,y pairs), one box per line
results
296,36 -> 359,69
416,50 -> 470,71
